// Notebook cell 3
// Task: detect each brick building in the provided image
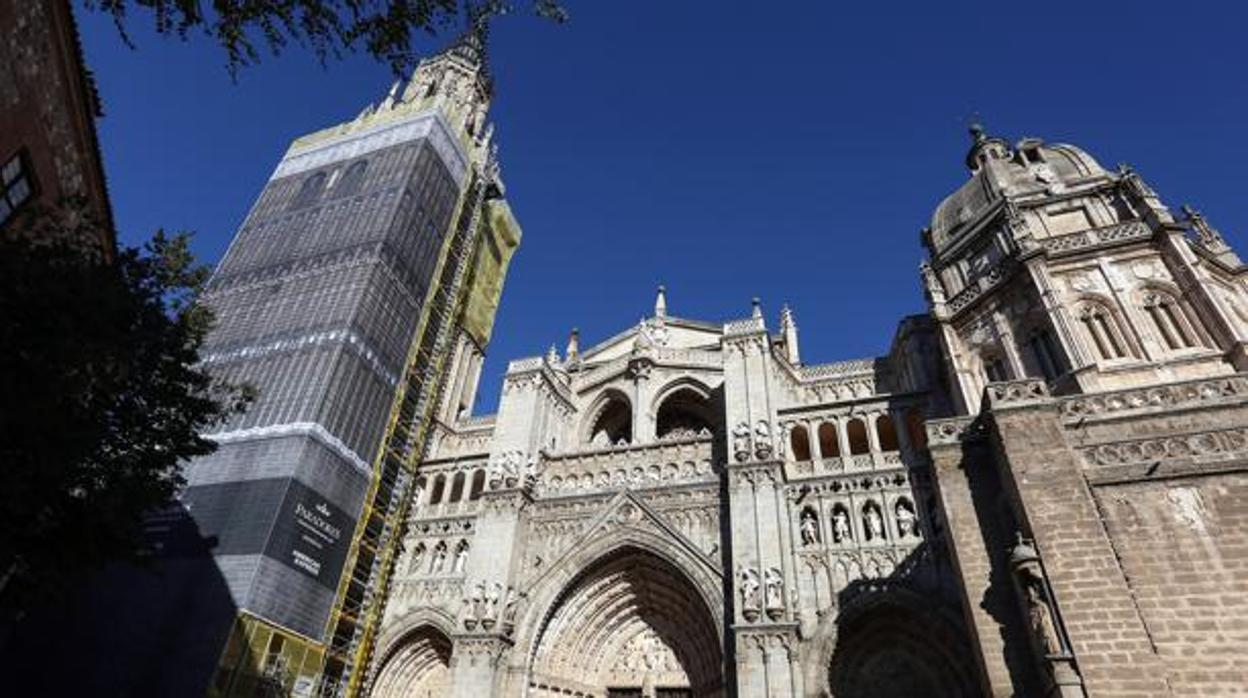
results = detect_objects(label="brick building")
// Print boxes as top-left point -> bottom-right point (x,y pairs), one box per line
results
0,0 -> 112,242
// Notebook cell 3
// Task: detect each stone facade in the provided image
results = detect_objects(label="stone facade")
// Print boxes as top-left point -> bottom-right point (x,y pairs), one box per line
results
368,128 -> 1248,697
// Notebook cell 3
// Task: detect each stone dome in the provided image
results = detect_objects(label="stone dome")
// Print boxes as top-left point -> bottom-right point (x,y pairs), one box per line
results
928,129 -> 1109,250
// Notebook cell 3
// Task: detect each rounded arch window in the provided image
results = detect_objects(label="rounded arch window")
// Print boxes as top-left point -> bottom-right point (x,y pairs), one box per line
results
846,419 -> 870,455
655,386 -> 715,439
876,414 -> 899,452
790,425 -> 812,461
588,392 -> 632,446
1143,290 -> 1200,350
818,423 -> 840,458
449,472 -> 466,502
1077,300 -> 1130,360
468,470 -> 486,501
429,474 -> 446,505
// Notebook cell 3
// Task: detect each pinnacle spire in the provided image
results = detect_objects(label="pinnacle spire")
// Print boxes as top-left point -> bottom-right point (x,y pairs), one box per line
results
655,284 -> 667,319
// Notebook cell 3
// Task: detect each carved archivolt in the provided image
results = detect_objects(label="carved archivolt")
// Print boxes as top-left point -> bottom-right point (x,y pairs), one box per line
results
523,547 -> 723,697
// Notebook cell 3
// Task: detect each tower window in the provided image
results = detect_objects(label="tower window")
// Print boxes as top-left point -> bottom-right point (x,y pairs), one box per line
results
335,160 -> 368,198
1078,303 -> 1128,361
1027,328 -> 1062,381
289,171 -> 327,210
1144,292 -> 1197,350
983,355 -> 1010,383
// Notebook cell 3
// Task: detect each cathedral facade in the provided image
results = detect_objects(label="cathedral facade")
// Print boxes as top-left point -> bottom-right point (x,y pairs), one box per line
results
367,127 -> 1248,696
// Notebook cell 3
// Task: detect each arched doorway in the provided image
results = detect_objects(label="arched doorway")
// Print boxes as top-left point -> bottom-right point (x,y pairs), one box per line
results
371,625 -> 452,698
528,547 -> 723,697
827,597 -> 978,698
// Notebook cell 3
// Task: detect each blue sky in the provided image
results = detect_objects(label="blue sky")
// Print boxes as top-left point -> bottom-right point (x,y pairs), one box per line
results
77,1 -> 1248,413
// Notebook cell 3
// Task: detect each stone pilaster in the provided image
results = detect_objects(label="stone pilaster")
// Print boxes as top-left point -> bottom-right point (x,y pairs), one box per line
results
734,624 -> 802,697
448,634 -> 512,698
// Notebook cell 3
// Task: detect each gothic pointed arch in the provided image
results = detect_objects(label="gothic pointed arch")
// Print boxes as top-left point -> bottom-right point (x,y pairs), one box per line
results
521,544 -> 724,697
583,388 -> 633,446
370,615 -> 455,698
653,378 -> 717,439
824,590 -> 979,698
1073,295 -> 1134,361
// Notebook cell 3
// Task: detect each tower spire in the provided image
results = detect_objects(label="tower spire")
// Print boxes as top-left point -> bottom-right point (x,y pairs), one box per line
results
779,303 -> 800,365
566,327 -> 580,363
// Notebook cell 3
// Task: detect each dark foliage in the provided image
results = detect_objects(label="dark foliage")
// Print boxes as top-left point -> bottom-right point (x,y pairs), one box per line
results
0,205 -> 252,618
84,0 -> 568,75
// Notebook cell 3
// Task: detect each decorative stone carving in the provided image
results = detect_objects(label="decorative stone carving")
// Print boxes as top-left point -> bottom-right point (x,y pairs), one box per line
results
739,567 -> 761,621
1009,536 -> 1065,658
488,449 -> 534,490
763,567 -> 785,620
800,508 -> 820,546
1079,426 -> 1248,467
1042,221 -> 1151,256
985,378 -> 1050,407
408,543 -> 425,572
732,422 -> 752,462
481,582 -> 502,629
431,542 -> 448,573
463,581 -> 485,629
832,507 -> 851,543
501,587 -> 522,635
754,420 -> 774,460
895,500 -> 918,538
863,502 -> 885,541
925,417 -> 979,446
1061,376 -> 1248,422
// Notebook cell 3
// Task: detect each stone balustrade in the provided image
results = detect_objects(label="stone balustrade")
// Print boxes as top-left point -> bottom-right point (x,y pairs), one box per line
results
538,436 -> 717,496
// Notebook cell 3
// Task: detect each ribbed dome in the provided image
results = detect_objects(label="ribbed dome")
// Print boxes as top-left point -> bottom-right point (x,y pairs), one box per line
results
928,134 -> 1109,250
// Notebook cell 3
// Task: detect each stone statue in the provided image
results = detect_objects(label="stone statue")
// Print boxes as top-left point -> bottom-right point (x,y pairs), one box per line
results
832,509 -> 851,542
895,500 -> 917,538
732,422 -> 752,462
487,582 -> 503,619
502,589 -> 520,625
431,544 -> 448,573
465,581 -> 486,628
754,420 -> 773,460
763,567 -> 784,611
800,510 -> 820,545
489,450 -> 526,489
739,568 -> 760,610
408,544 -> 425,573
864,504 -> 885,541
1022,571 -> 1062,656
454,543 -> 469,572
1011,537 -> 1063,657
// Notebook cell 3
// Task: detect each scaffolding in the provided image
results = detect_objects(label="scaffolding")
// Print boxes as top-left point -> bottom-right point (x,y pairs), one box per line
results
318,146 -> 501,697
